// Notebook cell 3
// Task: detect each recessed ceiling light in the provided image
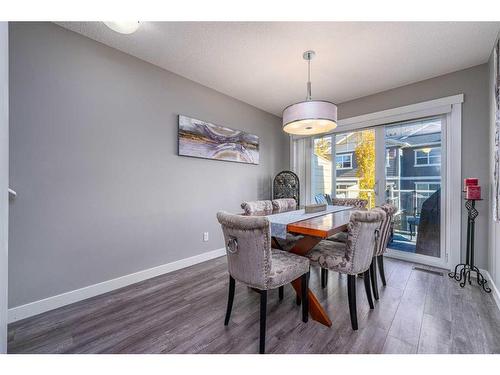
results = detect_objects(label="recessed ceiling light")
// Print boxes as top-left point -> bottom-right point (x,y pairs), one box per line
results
103,22 -> 141,34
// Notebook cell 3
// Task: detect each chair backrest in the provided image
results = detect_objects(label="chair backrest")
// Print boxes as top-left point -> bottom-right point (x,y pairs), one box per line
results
217,211 -> 272,289
272,198 -> 297,213
241,200 -> 273,215
331,197 -> 368,209
345,209 -> 385,274
373,203 -> 397,256
314,194 -> 327,204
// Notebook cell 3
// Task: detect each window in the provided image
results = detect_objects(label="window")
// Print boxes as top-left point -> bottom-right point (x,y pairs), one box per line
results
336,153 -> 352,169
414,147 -> 441,166
336,182 -> 357,198
312,136 -> 333,197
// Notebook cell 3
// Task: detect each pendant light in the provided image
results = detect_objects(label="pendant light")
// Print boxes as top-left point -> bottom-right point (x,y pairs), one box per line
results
282,51 -> 338,136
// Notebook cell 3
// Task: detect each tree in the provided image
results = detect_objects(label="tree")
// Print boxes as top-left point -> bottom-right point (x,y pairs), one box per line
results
354,131 -> 376,208
314,137 -> 331,161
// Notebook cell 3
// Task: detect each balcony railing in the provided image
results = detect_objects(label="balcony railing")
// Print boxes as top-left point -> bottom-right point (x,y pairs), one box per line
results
333,187 -> 438,236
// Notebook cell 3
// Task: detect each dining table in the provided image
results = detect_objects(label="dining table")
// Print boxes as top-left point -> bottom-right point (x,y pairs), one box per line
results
269,207 -> 354,328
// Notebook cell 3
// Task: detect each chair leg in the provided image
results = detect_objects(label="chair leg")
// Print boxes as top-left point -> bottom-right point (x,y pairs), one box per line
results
370,258 -> 379,301
259,290 -> 267,354
347,275 -> 358,330
321,268 -> 328,289
224,275 -> 235,326
363,270 -> 374,309
278,286 -> 284,301
301,272 -> 309,323
377,255 -> 387,286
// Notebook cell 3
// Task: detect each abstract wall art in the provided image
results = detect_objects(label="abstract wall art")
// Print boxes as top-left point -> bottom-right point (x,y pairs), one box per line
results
178,115 -> 259,165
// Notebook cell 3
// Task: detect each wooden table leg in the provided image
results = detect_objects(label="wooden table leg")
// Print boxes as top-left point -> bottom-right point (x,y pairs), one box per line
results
289,235 -> 332,327
289,235 -> 322,256
291,278 -> 332,327
271,237 -> 282,250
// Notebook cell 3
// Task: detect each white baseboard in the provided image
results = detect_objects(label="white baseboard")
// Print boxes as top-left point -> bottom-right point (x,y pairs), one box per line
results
479,268 -> 500,312
8,247 -> 226,324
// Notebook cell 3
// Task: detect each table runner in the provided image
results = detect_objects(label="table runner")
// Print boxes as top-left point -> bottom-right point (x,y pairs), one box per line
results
266,205 -> 353,239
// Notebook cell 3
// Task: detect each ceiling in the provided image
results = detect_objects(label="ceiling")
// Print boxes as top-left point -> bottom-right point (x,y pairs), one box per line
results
56,22 -> 500,117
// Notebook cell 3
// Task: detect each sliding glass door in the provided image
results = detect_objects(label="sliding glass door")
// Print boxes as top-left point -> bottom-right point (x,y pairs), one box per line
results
383,117 -> 444,262
309,116 -> 446,267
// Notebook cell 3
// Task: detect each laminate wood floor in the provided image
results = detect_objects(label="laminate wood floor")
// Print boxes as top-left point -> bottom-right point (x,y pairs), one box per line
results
8,257 -> 500,354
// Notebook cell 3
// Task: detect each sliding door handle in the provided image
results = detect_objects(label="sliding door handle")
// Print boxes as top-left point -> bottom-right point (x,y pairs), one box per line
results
8,188 -> 17,198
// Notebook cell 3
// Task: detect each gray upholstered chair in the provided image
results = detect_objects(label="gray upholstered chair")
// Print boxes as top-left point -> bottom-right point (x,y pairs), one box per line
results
242,199 -> 302,295
331,197 -> 368,209
305,209 -> 385,330
369,203 -> 397,300
217,211 -> 310,354
324,203 -> 397,298
321,197 -> 369,287
241,200 -> 273,215
271,197 -> 303,251
271,198 -> 297,212
326,198 -> 368,242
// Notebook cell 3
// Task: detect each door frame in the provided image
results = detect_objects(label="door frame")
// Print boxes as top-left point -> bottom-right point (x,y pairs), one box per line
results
381,115 -> 448,269
0,21 -> 8,354
290,94 -> 463,270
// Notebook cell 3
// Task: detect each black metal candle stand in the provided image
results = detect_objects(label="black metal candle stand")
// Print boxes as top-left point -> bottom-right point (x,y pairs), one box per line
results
448,199 -> 491,293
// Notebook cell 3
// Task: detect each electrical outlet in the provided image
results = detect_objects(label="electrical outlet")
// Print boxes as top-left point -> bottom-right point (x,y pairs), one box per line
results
203,232 -> 209,242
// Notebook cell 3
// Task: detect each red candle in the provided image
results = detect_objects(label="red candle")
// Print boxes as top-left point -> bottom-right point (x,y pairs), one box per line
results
466,185 -> 481,200
464,178 -> 479,191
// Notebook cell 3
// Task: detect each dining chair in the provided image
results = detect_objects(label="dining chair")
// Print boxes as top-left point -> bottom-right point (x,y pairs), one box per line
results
242,198 -> 302,296
217,211 -> 310,354
271,198 -> 297,212
370,203 -> 397,300
324,202 -> 396,296
241,199 -> 298,301
270,197 -> 304,303
331,197 -> 368,209
241,200 -> 273,215
305,209 -> 385,330
321,197 -> 369,287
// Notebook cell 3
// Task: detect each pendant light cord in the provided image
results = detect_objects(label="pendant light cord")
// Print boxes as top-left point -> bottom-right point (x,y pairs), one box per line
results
306,58 -> 312,101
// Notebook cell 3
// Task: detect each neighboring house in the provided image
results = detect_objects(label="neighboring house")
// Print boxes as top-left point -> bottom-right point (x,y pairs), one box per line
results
312,153 -> 333,195
335,132 -> 363,199
388,132 -> 441,215
312,118 -> 441,232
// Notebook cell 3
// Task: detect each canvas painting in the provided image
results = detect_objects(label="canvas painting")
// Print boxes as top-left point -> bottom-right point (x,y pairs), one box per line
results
178,115 -> 259,165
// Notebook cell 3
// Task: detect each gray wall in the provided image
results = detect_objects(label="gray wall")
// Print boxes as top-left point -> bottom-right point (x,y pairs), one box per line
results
0,22 -> 9,352
338,64 -> 490,269
488,38 -> 500,287
8,22 -> 289,308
